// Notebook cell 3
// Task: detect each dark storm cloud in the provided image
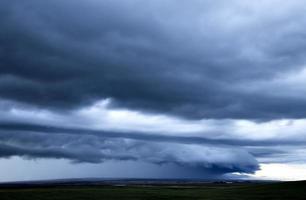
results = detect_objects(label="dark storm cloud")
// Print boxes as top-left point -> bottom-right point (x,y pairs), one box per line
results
0,127 -> 259,174
1,122 -> 305,147
1,0 -> 306,119
1,121 -> 305,175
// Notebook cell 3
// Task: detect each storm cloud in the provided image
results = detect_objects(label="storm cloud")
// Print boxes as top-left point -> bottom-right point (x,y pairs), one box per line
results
0,0 -> 306,180
1,0 -> 306,119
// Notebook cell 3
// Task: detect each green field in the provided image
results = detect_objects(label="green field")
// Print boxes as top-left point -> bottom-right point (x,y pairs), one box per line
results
0,181 -> 305,200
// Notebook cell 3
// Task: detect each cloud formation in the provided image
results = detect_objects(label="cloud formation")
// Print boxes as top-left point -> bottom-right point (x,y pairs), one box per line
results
1,0 -> 306,119
0,130 -> 259,173
0,0 -> 306,179
0,99 -> 305,177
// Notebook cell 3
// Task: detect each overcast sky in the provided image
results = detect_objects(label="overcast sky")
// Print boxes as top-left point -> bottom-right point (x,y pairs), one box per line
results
1,0 -> 306,182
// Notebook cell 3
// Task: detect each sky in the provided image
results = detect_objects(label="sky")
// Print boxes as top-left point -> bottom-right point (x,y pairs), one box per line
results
0,0 -> 306,182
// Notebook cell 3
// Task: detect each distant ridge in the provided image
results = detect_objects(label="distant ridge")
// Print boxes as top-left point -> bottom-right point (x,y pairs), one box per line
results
0,178 -> 280,189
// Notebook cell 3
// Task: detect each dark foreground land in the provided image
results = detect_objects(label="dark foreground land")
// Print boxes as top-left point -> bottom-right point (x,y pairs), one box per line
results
0,180 -> 305,200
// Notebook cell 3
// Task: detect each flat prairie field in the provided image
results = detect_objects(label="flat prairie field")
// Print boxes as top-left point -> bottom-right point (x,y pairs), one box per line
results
0,181 -> 305,200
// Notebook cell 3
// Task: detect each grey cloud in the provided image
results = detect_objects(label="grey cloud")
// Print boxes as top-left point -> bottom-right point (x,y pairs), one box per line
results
0,0 -> 306,119
1,121 -> 306,174
1,122 -> 306,147
0,130 -> 259,174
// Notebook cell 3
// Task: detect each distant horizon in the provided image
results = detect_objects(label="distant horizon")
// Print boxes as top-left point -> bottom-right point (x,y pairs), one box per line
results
0,176 -> 283,185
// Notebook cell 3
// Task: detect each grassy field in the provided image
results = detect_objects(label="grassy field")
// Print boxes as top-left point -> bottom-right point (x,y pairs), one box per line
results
0,181 -> 305,200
